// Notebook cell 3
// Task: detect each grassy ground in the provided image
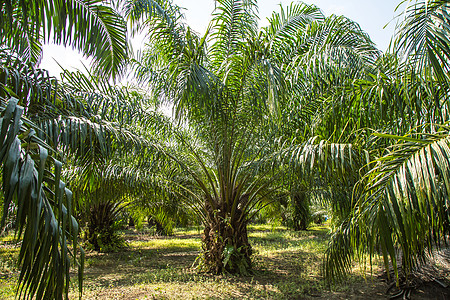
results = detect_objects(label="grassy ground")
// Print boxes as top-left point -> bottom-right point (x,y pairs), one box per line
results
1,224 -> 387,299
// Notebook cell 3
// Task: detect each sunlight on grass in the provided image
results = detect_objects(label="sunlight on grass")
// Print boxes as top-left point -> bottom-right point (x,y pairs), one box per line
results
0,248 -> 19,274
250,225 -> 329,256
1,225 -> 387,300
130,237 -> 201,251
0,277 -> 16,300
173,226 -> 204,236
0,233 -> 20,300
0,234 -> 16,243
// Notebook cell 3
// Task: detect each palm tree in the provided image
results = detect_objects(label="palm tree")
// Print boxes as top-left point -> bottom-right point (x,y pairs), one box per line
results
56,67 -> 178,251
268,12 -> 379,231
0,0 -> 179,79
134,0 -> 315,273
0,0 -> 130,79
133,0 -> 378,274
0,1 -> 180,297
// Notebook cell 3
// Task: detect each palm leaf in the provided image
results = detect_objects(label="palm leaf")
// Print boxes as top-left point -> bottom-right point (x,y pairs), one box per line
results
325,129 -> 450,282
394,0 -> 450,88
0,97 -> 82,300
0,0 -> 128,79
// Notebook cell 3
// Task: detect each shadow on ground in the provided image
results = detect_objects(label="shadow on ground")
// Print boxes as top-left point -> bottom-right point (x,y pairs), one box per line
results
66,227 -> 450,299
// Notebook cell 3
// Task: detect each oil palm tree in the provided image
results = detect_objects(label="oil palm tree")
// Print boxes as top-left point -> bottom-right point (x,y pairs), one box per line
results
134,0 -> 378,274
0,0 -> 129,79
134,0 -> 319,273
0,1 -> 178,297
0,0 -> 177,79
272,13 -> 379,229
56,67 -> 177,252
0,48 -> 175,298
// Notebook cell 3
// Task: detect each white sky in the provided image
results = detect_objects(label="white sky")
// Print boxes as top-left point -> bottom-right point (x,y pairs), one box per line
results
40,0 -> 405,78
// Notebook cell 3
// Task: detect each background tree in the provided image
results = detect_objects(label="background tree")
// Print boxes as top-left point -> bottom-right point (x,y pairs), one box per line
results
260,10 -> 379,231
57,67 -> 178,251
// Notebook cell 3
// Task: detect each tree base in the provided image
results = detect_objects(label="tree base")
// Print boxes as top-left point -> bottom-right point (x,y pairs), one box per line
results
201,215 -> 252,274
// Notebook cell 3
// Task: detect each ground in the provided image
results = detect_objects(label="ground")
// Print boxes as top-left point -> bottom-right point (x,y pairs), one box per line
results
1,224 -> 449,299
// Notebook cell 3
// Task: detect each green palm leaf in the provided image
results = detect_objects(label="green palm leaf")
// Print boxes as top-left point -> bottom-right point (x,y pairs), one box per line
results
325,129 -> 450,282
0,0 -> 128,79
0,96 -> 83,300
394,0 -> 450,87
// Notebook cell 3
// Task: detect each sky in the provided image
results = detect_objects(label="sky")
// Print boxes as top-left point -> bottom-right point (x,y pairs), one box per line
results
40,0 -> 406,78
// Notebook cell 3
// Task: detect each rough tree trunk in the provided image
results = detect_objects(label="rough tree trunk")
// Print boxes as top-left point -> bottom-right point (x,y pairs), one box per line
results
86,202 -> 115,252
202,199 -> 252,274
292,190 -> 310,231
148,217 -> 167,236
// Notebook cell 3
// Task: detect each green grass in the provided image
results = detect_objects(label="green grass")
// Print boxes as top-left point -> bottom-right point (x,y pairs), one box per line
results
0,224 -> 386,299
0,234 -> 20,299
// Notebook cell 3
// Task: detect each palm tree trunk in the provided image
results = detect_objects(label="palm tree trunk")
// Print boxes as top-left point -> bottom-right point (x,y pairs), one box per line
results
202,200 -> 252,274
292,190 -> 310,231
86,200 -> 120,252
148,217 -> 168,236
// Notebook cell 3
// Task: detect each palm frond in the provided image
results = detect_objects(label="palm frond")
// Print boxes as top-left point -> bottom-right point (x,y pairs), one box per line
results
326,129 -> 450,282
133,8 -> 217,119
123,0 -> 181,35
208,0 -> 259,73
264,2 -> 324,61
0,97 -> 83,300
394,0 -> 450,88
0,0 -> 129,79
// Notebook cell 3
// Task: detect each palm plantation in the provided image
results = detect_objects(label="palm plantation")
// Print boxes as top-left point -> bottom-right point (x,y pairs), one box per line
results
1,0 -> 450,299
